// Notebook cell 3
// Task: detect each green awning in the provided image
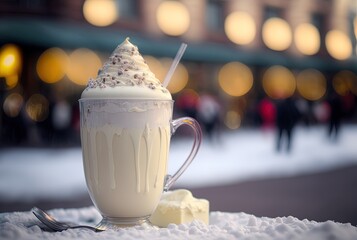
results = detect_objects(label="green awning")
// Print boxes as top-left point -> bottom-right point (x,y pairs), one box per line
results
1,17 -> 356,72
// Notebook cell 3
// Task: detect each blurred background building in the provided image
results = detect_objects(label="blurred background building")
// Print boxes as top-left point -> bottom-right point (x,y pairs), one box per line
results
0,0 -> 356,147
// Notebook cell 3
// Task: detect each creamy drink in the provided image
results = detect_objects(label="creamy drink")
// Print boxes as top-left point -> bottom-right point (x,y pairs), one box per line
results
79,38 -> 201,228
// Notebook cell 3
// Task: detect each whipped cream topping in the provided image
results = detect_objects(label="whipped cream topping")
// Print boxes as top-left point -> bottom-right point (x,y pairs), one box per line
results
82,38 -> 171,99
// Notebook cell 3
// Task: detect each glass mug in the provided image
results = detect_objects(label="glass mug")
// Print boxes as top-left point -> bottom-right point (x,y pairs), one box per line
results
79,99 -> 202,229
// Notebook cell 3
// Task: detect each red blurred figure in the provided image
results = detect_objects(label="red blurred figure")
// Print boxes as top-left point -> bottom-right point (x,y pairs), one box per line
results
258,97 -> 276,131
176,89 -> 199,119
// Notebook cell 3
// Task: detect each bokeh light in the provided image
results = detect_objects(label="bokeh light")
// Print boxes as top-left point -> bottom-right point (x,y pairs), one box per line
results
145,55 -> 188,94
5,75 -> 19,89
224,110 -> 241,130
0,44 -> 21,77
224,11 -> 256,45
83,0 -> 118,27
161,58 -> 189,94
156,1 -> 190,36
347,72 -> 357,95
37,48 -> 69,84
263,65 -> 296,99
325,30 -> 352,60
66,48 -> 102,86
218,62 -> 253,97
3,93 -> 24,118
296,69 -> 326,101
294,23 -> 320,55
333,71 -> 350,96
333,70 -> 357,96
25,94 -> 49,122
143,55 -> 166,82
262,18 -> 292,51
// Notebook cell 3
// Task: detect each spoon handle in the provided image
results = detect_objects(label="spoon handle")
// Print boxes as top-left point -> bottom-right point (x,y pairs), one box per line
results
70,225 -> 104,232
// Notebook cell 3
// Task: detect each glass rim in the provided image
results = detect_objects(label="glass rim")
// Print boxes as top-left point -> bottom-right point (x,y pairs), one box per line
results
79,98 -> 174,103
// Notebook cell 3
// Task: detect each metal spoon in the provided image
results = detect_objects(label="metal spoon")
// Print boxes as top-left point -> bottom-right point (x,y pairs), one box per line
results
31,207 -> 104,232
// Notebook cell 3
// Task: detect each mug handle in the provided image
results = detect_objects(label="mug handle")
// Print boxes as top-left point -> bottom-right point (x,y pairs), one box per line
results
164,117 -> 202,191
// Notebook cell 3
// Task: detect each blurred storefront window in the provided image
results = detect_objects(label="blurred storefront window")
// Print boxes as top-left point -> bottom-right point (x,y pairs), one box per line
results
206,0 -> 225,33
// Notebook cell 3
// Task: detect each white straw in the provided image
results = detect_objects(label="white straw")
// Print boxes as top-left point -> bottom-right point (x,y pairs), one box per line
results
163,43 -> 188,87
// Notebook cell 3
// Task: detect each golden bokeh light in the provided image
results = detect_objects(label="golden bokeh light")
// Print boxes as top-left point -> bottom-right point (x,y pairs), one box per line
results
296,69 -> 326,101
156,1 -> 190,36
263,65 -> 296,99
333,71 -> 350,96
0,44 -> 21,77
262,18 -> 292,51
83,0 -> 118,27
218,62 -> 253,97
5,75 -> 19,89
25,94 -> 49,122
143,55 -> 166,81
325,30 -> 352,60
161,58 -> 189,94
294,23 -> 320,55
224,110 -> 241,130
37,48 -> 69,84
347,72 -> 357,95
224,11 -> 256,45
3,93 -> 24,118
333,70 -> 357,96
66,48 -> 102,86
145,55 -> 189,94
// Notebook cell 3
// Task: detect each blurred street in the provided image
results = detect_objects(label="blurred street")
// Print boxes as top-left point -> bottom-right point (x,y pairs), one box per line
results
189,165 -> 357,226
1,160 -> 357,226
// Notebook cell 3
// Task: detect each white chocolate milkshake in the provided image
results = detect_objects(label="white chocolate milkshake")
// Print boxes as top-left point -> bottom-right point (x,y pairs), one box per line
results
80,38 -> 172,219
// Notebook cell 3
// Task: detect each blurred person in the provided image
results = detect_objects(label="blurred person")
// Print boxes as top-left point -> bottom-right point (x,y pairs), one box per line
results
340,92 -> 356,119
71,103 -> 80,132
327,93 -> 343,141
257,97 -> 276,132
70,103 -> 81,145
1,105 -> 28,145
276,97 -> 300,152
51,98 -> 72,146
313,101 -> 330,124
296,98 -> 312,127
176,90 -> 199,119
197,92 -> 221,141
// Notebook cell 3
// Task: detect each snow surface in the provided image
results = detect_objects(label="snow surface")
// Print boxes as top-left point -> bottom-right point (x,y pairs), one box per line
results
0,125 -> 356,201
1,207 -> 357,240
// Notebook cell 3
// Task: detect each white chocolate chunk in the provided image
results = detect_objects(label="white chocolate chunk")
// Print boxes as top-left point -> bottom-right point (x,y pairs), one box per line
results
149,189 -> 209,227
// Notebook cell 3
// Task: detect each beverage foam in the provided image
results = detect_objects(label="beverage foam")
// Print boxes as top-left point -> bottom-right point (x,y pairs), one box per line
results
81,38 -> 172,100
